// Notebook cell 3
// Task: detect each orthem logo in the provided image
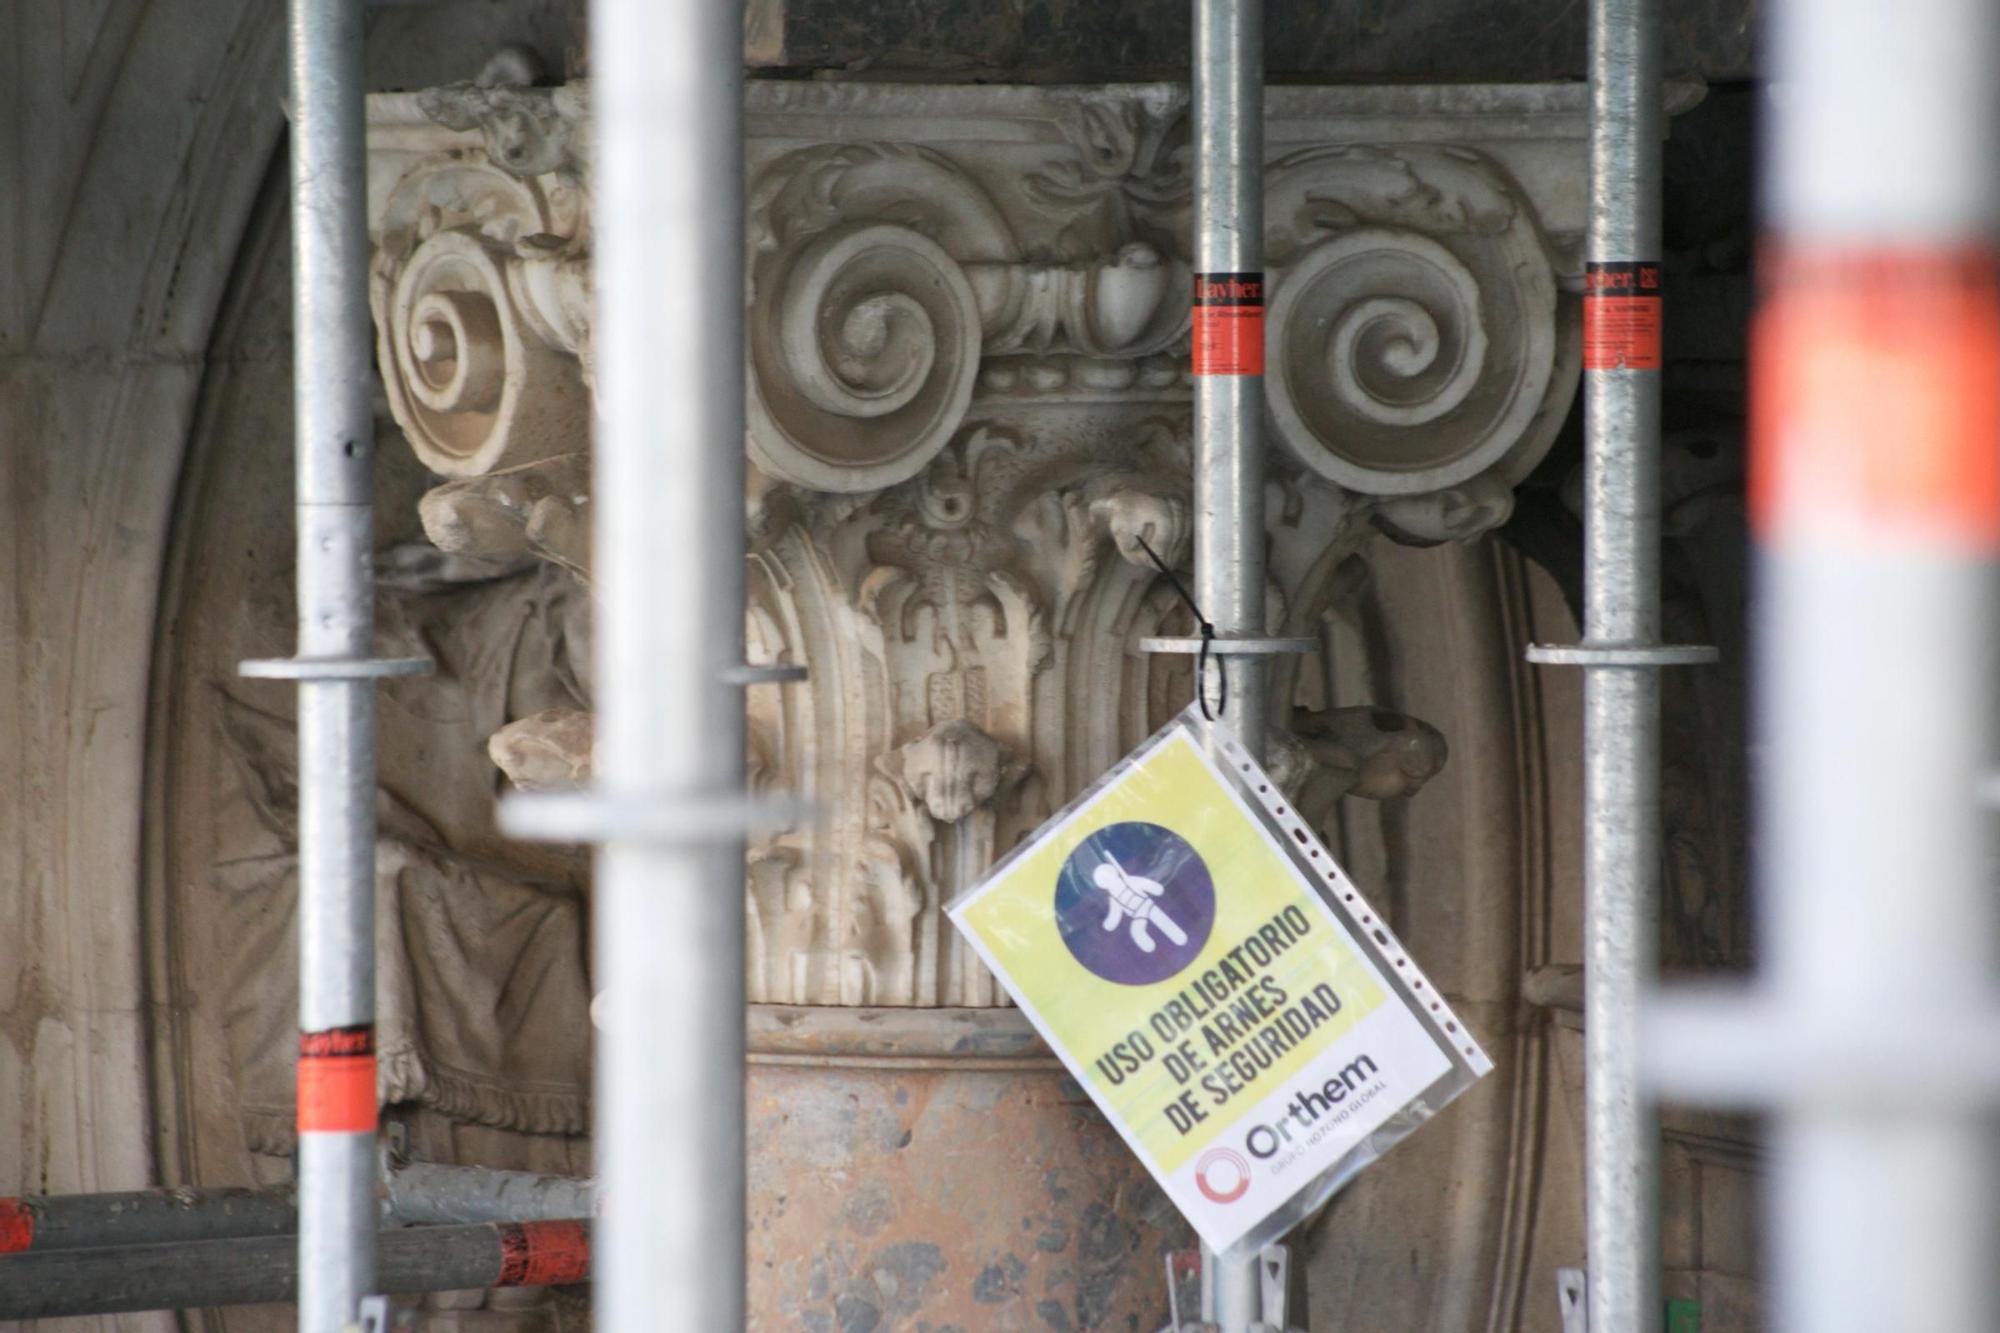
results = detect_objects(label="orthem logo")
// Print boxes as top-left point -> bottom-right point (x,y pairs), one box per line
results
1194,1146 -> 1251,1204
1244,1053 -> 1382,1160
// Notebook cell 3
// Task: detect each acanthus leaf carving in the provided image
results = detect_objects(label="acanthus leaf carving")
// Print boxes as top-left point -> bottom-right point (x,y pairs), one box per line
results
1032,87 -> 1192,248
892,717 -> 1026,827
414,81 -> 585,181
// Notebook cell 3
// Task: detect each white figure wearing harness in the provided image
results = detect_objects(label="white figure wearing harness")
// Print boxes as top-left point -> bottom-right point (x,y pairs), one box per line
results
1092,860 -> 1190,954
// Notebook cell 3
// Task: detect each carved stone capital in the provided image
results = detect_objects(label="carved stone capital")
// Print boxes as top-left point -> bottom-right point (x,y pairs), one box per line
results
366,80 -> 1635,501
357,78 -> 1686,1013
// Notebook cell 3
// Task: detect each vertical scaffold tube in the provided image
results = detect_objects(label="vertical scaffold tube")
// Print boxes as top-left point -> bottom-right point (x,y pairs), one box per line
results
1581,0 -> 1664,1326
1754,0 -> 2000,1328
1192,0 -> 1266,1326
1646,3 -> 2000,1330
590,0 -> 748,1328
287,3 -> 381,1327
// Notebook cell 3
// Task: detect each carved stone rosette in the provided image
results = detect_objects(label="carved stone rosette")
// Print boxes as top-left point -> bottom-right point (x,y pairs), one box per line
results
362,78 -> 1598,1016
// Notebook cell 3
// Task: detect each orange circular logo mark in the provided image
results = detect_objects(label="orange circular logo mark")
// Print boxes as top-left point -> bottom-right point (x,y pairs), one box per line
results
1194,1147 -> 1252,1204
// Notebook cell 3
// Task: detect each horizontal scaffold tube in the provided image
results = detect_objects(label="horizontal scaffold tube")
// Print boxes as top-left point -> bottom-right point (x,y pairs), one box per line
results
0,1219 -> 591,1320
0,1187 -> 296,1253
0,1166 -> 596,1254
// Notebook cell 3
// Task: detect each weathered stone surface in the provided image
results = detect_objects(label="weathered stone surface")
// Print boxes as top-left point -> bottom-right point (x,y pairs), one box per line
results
749,1063 -> 1177,1332
728,0 -> 1758,83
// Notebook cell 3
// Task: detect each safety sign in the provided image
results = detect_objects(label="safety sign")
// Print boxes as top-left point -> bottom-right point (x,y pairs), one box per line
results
949,706 -> 1492,1256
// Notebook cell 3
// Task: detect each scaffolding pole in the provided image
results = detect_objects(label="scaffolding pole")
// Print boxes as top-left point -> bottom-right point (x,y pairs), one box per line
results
1524,0 -> 1715,1326
382,1163 -> 597,1228
1580,0 -> 1663,1325
0,1220 -> 589,1320
0,1188 -> 296,1253
588,0 -> 746,1320
286,10 -> 380,1321
238,2 -> 428,1328
0,1167 -> 595,1258
1647,0 -> 2000,1330
591,0 -> 748,1315
498,0 -> 752,1327
1192,0 -> 1269,1326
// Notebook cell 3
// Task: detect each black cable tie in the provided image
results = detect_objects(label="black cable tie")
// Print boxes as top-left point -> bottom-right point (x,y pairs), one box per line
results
1134,534 -> 1226,722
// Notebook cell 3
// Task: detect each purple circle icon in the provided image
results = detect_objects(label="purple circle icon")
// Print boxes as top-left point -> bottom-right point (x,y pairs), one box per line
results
1055,822 -> 1215,985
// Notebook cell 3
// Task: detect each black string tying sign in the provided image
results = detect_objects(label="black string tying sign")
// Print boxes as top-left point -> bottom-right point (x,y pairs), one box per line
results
1134,534 -> 1226,722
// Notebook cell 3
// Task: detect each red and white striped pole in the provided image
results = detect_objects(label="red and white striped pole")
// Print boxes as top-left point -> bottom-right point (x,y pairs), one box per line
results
1649,1 -> 2000,1328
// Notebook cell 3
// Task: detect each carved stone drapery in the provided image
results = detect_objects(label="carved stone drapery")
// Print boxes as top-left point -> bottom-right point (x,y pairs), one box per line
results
357,78 -> 1616,1015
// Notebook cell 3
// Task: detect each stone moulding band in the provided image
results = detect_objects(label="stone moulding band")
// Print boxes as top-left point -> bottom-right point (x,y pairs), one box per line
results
746,1004 -> 1060,1071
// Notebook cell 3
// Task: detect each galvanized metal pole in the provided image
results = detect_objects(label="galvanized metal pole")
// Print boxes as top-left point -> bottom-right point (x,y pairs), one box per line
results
0,1220 -> 590,1320
1643,1 -> 2000,1331
266,3 -> 399,1327
0,1168 -> 592,1263
1529,1 -> 1719,1326
0,1188 -> 297,1253
1581,0 -> 1664,1325
589,0 -> 747,1326
1192,0 -> 1267,1325
383,1163 -> 596,1228
1192,0 -> 1268,756
497,3 -> 770,1326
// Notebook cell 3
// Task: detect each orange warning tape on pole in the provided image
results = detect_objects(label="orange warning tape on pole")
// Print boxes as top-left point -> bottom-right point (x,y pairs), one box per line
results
1583,261 -> 1664,371
496,1220 -> 592,1288
1751,246 -> 2000,552
0,1199 -> 32,1254
1191,272 -> 1265,376
297,1025 -> 378,1135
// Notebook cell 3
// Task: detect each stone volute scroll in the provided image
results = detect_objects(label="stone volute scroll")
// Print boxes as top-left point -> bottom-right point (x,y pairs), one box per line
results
746,145 -> 1008,493
743,142 -> 1202,494
368,85 -> 593,480
1262,145 -> 1573,497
